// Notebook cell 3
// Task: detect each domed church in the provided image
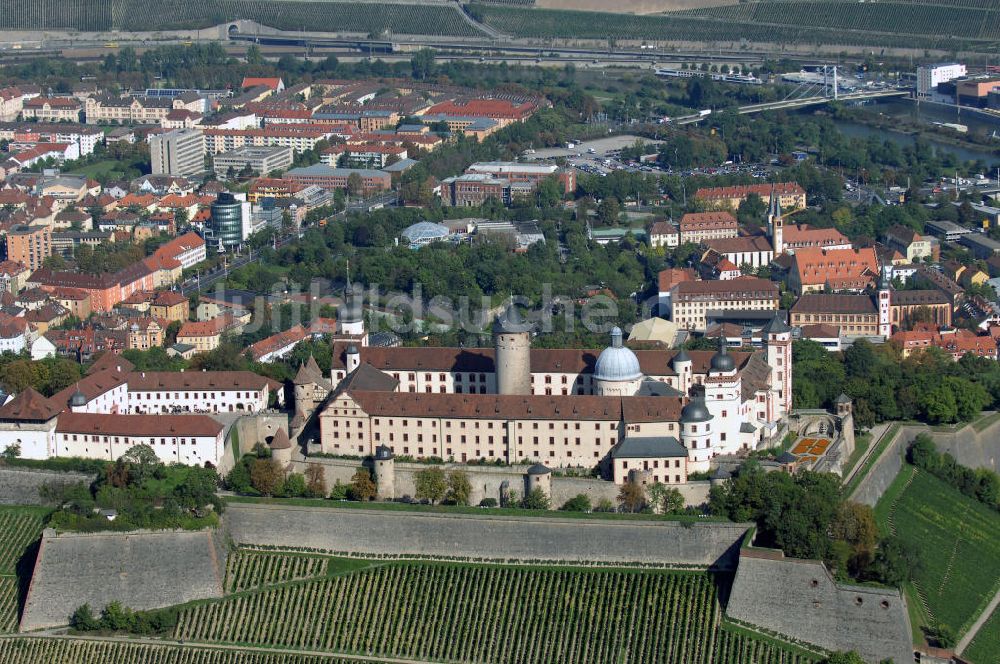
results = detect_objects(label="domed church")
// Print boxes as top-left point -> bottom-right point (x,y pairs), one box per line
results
311,305 -> 792,482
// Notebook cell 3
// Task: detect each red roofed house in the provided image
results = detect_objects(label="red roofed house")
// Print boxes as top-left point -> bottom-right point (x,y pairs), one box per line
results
152,231 -> 206,270
248,324 -> 309,362
782,224 -> 852,254
176,313 -> 238,353
241,77 -> 285,93
21,96 -> 81,122
789,247 -> 880,295
422,98 -> 539,127
892,323 -> 997,361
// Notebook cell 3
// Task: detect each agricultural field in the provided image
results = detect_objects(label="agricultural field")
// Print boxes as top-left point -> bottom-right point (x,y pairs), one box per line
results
469,2 -> 997,50
0,638 -> 386,663
177,558 -> 818,663
0,0 -> 485,36
224,550 -> 328,593
964,606 -> 1000,664
0,508 -> 47,634
875,467 -> 1000,640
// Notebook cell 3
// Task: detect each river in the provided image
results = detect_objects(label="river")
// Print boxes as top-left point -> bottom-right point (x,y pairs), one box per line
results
824,98 -> 1000,165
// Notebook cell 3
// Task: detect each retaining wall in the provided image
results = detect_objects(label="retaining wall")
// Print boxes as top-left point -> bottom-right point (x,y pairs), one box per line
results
293,456 -> 710,508
727,549 -> 913,664
19,528 -> 227,632
850,417 -> 1000,507
223,502 -> 749,568
0,467 -> 93,506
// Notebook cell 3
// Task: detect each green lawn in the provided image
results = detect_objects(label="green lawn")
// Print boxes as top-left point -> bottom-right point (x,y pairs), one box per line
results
840,432 -> 871,479
875,468 -> 1000,640
964,605 -> 1000,664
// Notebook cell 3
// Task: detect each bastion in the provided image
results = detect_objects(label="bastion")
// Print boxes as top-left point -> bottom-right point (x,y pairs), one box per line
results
20,528 -> 226,631
726,547 -> 913,664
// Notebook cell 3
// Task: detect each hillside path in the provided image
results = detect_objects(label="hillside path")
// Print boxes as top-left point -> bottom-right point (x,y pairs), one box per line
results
957,586 -> 1000,655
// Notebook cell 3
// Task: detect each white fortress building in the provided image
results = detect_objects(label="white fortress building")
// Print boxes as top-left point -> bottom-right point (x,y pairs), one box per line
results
294,305 -> 793,482
0,355 -> 281,466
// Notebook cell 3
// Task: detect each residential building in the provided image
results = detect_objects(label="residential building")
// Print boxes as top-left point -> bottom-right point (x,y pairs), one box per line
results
883,225 -> 933,262
669,278 -> 779,331
892,324 -> 996,360
248,324 -> 309,362
27,262 -> 156,313
0,260 -> 30,294
126,318 -> 165,351
678,212 -> 738,243
648,221 -> 679,248
21,97 -> 81,122
149,290 -> 189,323
176,314 -> 237,352
6,224 -> 52,272
150,128 -> 204,178
152,231 -> 206,270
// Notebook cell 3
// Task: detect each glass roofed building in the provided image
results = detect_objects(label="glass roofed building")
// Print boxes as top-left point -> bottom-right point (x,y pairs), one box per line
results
400,221 -> 450,248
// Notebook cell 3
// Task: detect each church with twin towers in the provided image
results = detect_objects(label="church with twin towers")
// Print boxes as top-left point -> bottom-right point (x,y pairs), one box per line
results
293,290 -> 792,485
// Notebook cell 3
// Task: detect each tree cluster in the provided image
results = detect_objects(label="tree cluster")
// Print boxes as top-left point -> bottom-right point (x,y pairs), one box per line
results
70,601 -> 177,636
793,339 -> 993,427
709,464 -> 916,586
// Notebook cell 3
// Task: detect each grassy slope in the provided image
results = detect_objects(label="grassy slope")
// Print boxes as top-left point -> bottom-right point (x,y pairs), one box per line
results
875,467 -> 1000,639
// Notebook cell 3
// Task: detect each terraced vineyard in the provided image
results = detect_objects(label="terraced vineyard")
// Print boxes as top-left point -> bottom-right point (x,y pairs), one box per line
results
964,606 -> 1000,664
177,560 -> 818,663
0,0 -> 485,36
0,508 -> 46,634
875,468 -> 1000,640
224,551 -> 327,593
681,1 -> 1000,42
471,2 -> 998,50
0,638 -> 385,663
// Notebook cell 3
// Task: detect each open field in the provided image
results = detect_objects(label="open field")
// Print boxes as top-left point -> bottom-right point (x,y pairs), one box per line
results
176,556 -> 817,663
0,507 -> 47,634
875,467 -> 1000,639
964,606 -> 1000,664
0,638 -> 388,663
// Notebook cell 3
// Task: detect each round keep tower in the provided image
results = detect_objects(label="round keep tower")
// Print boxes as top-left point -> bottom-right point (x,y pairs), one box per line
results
524,463 -> 552,503
494,302 -> 533,395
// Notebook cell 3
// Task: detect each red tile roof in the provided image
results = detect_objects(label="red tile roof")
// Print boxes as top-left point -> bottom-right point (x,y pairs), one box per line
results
56,412 -> 223,437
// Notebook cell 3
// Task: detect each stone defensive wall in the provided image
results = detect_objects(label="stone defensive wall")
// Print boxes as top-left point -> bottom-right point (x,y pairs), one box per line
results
0,467 -> 93,506
20,528 -> 227,632
726,548 -> 913,664
223,502 -> 749,567
850,416 -> 1000,507
293,456 -> 712,508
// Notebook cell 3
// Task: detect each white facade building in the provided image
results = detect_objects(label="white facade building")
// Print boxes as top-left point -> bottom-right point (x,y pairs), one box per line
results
917,63 -> 967,98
